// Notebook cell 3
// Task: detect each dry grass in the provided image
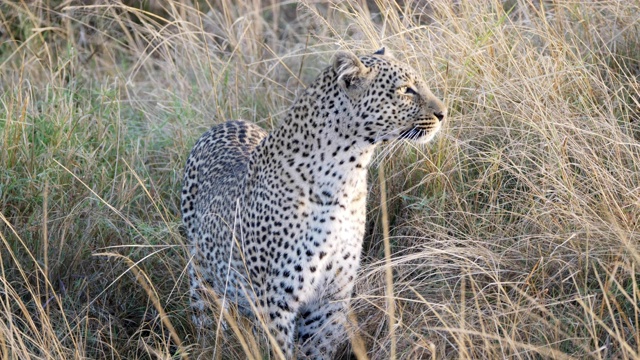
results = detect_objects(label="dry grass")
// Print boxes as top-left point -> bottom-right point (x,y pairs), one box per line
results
1,0 -> 639,359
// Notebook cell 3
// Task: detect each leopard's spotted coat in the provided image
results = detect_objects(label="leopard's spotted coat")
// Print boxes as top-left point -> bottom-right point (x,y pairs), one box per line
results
181,48 -> 446,359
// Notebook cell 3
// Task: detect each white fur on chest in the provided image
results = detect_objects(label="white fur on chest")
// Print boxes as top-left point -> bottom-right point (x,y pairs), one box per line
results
286,175 -> 367,303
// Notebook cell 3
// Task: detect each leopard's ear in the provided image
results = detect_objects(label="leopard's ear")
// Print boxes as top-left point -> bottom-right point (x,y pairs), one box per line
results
333,51 -> 369,92
373,47 -> 395,59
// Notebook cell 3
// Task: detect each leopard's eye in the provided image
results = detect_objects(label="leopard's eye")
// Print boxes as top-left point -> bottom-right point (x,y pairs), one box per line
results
398,86 -> 418,95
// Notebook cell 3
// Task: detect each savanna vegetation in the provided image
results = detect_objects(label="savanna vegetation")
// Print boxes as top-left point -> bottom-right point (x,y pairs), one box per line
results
1,0 -> 639,359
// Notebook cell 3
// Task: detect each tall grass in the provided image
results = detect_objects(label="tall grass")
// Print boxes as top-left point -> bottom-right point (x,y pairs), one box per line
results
1,0 -> 639,358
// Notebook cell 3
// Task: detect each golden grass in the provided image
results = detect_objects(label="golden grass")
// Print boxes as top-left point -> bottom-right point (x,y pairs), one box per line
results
1,0 -> 639,359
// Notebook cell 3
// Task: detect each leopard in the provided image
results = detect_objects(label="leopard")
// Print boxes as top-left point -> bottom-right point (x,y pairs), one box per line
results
181,48 -> 446,359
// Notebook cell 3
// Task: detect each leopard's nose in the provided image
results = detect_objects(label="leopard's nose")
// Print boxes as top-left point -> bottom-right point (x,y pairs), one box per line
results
434,111 -> 445,122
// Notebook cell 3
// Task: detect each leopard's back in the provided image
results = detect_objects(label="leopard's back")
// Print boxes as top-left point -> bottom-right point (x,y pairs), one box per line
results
181,120 -> 267,315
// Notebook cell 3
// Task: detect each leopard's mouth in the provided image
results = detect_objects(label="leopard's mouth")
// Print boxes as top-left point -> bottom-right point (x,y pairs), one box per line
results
376,120 -> 440,144
399,126 -> 434,141
399,122 -> 440,143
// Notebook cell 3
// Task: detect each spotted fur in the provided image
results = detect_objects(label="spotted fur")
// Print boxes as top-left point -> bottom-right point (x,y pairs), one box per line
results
181,49 -> 446,359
